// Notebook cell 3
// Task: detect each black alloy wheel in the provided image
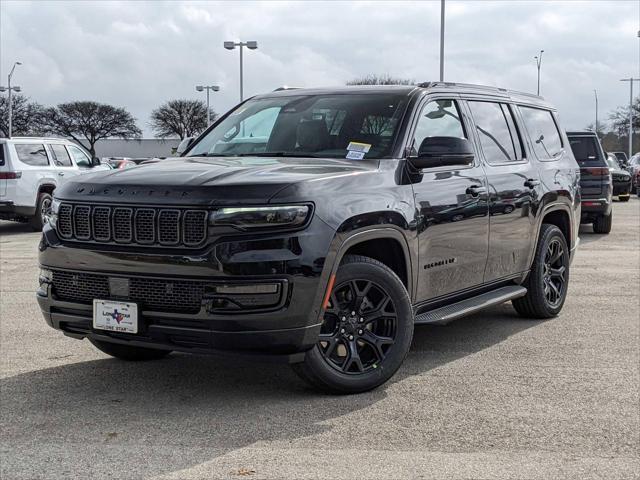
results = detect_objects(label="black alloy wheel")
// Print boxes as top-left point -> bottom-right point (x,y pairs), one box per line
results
293,255 -> 413,394
541,238 -> 567,309
513,224 -> 570,319
318,279 -> 397,374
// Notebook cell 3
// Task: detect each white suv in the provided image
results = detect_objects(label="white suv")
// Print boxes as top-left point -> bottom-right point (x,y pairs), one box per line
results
0,137 -> 110,230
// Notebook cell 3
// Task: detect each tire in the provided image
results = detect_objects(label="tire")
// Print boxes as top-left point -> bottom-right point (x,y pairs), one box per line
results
513,224 -> 570,319
30,192 -> 52,231
293,255 -> 413,394
593,212 -> 612,234
619,196 -> 630,202
89,338 -> 171,361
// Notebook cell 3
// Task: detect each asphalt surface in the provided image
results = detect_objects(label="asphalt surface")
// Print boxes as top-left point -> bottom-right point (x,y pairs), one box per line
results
1,199 -> 638,480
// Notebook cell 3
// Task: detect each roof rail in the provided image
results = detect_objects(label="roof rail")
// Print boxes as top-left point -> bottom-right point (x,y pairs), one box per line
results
418,81 -> 543,100
272,86 -> 302,92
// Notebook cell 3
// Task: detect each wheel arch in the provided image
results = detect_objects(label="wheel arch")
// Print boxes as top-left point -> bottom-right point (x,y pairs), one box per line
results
526,202 -> 574,272
313,227 -> 416,325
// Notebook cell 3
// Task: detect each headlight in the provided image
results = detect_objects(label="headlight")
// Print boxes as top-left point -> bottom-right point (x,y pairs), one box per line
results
209,205 -> 311,230
45,198 -> 60,226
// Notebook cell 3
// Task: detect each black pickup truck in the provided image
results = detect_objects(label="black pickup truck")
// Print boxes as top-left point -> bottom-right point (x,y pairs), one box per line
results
37,83 -> 580,393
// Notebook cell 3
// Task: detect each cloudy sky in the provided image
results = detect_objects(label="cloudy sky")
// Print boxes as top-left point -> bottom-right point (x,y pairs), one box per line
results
1,0 -> 638,136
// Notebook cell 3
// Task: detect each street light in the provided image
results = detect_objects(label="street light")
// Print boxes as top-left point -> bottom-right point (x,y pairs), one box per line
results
620,78 -> 640,159
195,84 -> 220,126
0,61 -> 23,138
534,50 -> 544,96
594,89 -> 598,136
224,40 -> 258,101
439,0 -> 445,82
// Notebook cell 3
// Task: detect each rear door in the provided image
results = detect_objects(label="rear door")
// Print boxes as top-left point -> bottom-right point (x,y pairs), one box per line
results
567,134 -> 609,198
465,100 -> 541,281
12,143 -> 55,207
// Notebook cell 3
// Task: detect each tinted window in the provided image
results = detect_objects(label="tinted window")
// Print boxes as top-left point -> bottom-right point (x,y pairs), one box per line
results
67,145 -> 91,167
50,144 -> 73,167
188,93 -> 410,160
0,143 -> 5,166
469,101 -> 522,163
568,136 -> 606,167
520,107 -> 563,159
411,99 -> 466,156
15,144 -> 49,166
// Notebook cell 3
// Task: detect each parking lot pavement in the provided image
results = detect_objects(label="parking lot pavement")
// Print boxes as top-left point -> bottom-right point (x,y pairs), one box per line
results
0,200 -> 638,480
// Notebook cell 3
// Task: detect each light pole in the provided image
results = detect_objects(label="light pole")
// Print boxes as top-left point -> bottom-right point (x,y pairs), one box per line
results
534,50 -> 544,96
594,89 -> 598,136
0,62 -> 23,138
620,78 -> 640,159
195,85 -> 220,126
224,41 -> 258,102
439,0 -> 445,82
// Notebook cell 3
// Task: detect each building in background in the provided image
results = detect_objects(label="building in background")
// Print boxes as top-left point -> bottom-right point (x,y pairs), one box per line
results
78,138 -> 180,159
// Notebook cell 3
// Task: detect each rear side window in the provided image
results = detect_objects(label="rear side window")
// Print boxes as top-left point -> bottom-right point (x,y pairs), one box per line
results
50,144 -> 73,166
15,144 -> 50,167
468,101 -> 523,163
567,136 -> 606,167
0,143 -> 5,166
520,107 -> 563,160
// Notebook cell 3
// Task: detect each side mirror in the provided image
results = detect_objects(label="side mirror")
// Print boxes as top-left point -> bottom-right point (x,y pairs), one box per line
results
176,136 -> 195,156
92,157 -> 101,166
409,137 -> 475,169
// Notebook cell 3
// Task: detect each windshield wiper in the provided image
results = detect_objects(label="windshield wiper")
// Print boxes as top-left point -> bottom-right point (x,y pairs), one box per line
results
236,152 -> 320,158
190,152 -> 236,157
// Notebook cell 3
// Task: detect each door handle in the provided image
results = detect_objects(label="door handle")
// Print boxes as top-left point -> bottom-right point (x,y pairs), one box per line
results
524,178 -> 540,188
466,185 -> 487,197
58,172 -> 65,176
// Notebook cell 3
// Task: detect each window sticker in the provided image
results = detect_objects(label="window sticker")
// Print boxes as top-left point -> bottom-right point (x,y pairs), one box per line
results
346,141 -> 371,160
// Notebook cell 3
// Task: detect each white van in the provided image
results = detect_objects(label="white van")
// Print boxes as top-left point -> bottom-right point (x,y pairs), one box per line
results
0,137 -> 110,229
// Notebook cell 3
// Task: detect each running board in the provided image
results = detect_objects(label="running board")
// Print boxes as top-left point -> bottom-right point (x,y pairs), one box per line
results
414,285 -> 527,325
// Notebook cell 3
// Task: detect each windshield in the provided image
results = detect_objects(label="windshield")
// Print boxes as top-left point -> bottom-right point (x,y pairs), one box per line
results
605,155 -> 620,169
186,93 -> 410,160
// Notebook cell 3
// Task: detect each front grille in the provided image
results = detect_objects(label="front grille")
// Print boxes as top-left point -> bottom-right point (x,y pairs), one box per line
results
50,270 -> 284,315
56,203 -> 208,248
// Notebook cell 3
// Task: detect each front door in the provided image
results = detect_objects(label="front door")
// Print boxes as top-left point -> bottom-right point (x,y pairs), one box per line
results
410,97 -> 490,303
465,100 -> 541,282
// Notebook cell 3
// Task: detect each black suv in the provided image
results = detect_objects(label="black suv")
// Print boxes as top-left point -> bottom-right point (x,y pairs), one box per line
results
38,83 -> 580,393
566,131 -> 614,233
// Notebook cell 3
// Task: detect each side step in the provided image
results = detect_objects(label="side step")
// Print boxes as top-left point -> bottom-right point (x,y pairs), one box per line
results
414,285 -> 527,325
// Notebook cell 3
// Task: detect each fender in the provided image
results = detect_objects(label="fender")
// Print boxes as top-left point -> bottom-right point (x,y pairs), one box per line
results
525,200 -> 575,272
310,225 -> 416,324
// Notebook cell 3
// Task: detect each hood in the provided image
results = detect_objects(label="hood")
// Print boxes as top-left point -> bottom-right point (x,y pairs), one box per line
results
55,156 -> 375,206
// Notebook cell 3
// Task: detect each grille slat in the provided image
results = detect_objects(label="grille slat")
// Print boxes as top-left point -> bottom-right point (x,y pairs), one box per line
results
56,204 -> 207,248
93,207 -> 111,241
73,206 -> 91,240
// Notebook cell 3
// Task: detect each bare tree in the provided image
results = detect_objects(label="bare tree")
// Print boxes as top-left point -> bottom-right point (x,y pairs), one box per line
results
149,99 -> 216,140
0,95 -> 46,137
347,74 -> 414,86
609,98 -> 640,137
42,101 -> 141,158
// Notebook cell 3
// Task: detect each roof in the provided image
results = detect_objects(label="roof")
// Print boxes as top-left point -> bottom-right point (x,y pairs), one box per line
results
0,136 -> 76,143
253,82 -> 552,108
566,131 -> 597,136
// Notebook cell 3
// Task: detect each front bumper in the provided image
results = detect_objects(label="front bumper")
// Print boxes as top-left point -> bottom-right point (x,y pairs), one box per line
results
37,218 -> 336,361
612,180 -> 632,196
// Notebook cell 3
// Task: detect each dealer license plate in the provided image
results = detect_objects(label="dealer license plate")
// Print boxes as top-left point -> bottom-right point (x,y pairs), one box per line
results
93,299 -> 138,334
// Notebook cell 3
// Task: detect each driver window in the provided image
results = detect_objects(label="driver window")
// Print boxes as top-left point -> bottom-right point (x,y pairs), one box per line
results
412,100 -> 466,156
